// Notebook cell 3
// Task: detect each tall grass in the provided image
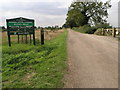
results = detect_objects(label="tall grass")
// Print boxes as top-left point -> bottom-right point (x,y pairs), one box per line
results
2,30 -> 68,88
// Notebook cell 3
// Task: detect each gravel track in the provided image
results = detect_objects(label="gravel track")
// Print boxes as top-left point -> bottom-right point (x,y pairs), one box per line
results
64,30 -> 118,88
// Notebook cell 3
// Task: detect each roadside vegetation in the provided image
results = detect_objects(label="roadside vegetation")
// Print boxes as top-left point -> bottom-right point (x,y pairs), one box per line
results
73,25 -> 97,34
2,30 -> 68,88
94,28 -> 104,35
118,38 -> 120,41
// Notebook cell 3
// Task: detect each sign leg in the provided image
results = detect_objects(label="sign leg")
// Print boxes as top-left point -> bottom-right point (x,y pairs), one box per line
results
7,31 -> 11,47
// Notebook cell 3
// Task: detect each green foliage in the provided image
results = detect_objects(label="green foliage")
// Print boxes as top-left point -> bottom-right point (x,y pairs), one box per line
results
73,25 -> 97,34
0,29 -> 7,32
95,23 -> 112,29
64,1 -> 111,28
65,9 -> 86,28
2,30 -> 68,88
118,37 -> 120,41
94,28 -> 103,35
44,26 -> 62,30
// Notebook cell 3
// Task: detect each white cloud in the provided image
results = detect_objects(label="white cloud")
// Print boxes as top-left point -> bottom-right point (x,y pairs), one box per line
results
0,0 -> 119,27
0,1 -> 69,27
107,0 -> 119,27
1,0 -> 73,3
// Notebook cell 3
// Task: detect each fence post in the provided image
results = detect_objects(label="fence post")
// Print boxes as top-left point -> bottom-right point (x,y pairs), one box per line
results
102,28 -> 105,35
112,28 -> 116,37
33,29 -> 36,45
41,28 -> 44,45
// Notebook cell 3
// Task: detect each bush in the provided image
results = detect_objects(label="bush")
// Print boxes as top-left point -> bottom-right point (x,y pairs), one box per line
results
73,25 -> 97,34
94,28 -> 103,35
95,23 -> 112,29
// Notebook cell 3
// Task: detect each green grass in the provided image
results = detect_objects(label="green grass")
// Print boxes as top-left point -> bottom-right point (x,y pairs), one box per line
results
2,30 -> 68,88
118,37 -> 120,41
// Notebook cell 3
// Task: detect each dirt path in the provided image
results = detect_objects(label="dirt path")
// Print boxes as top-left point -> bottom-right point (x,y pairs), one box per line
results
64,30 -> 118,88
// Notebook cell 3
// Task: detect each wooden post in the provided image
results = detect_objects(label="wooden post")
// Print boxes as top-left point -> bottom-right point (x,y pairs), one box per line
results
7,30 -> 11,47
30,34 -> 32,44
41,28 -> 44,45
7,21 -> 11,47
102,28 -> 105,35
112,28 -> 116,37
33,30 -> 35,45
18,34 -> 19,44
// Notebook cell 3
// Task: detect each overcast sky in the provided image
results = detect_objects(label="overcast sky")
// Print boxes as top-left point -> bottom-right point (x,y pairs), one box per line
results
0,0 -> 119,27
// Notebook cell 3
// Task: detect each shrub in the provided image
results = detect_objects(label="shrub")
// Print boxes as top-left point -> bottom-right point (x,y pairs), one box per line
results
73,25 -> 97,34
94,28 -> 103,35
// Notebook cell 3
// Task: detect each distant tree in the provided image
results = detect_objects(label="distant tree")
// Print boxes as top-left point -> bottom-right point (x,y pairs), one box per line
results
2,26 -> 5,29
59,26 -> 62,29
34,26 -> 37,29
38,26 -> 41,29
62,24 -> 69,28
64,0 -> 111,28
66,9 -> 87,28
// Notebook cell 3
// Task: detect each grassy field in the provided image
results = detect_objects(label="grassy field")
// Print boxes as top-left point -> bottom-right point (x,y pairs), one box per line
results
1,30 -> 64,45
2,30 -> 68,88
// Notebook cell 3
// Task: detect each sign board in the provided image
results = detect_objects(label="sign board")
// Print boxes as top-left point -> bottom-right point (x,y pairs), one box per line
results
7,17 -> 34,35
7,22 -> 33,26
6,17 -> 35,46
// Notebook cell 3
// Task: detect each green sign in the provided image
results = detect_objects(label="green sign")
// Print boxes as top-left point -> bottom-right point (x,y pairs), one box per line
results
6,17 -> 36,46
7,17 -> 34,35
8,22 -> 34,26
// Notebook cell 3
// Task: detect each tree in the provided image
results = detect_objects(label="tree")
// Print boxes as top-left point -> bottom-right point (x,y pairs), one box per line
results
2,26 -> 5,29
66,9 -> 88,28
62,24 -> 69,28
65,0 -> 111,28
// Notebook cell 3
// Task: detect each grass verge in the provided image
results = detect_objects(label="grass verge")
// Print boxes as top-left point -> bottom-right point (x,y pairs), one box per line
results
2,30 -> 68,88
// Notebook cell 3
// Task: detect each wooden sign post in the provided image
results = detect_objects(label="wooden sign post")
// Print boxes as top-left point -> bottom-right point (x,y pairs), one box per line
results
6,17 -> 35,46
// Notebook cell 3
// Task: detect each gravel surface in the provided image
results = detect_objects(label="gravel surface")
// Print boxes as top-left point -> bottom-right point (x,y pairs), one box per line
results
64,30 -> 118,88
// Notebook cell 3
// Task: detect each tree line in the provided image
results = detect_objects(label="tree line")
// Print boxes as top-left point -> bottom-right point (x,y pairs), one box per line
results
63,0 -> 112,29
